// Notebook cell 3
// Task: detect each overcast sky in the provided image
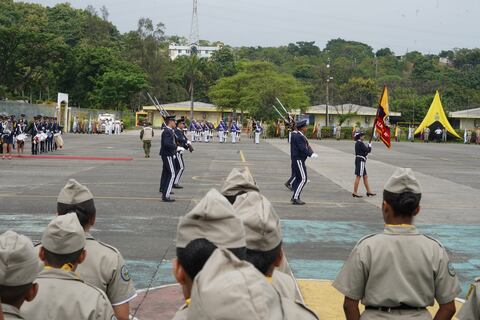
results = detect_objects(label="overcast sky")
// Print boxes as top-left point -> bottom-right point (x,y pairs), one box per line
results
25,0 -> 479,54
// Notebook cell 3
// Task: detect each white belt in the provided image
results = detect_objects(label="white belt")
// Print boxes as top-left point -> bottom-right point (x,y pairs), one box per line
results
356,155 -> 367,161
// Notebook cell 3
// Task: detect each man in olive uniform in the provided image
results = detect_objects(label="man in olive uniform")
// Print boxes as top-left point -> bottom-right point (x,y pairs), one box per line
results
333,168 -> 461,320
56,179 -> 137,320
186,248 -> 318,320
220,167 -> 260,204
22,214 -> 116,320
171,189 -> 247,320
457,278 -> 480,320
0,231 -> 41,320
140,122 -> 154,158
233,191 -> 297,301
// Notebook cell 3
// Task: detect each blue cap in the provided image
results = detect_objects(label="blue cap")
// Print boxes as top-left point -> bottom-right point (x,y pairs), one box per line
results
296,120 -> 307,129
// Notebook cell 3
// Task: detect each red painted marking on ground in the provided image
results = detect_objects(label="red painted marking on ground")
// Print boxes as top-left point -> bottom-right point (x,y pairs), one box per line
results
131,284 -> 183,319
8,154 -> 133,161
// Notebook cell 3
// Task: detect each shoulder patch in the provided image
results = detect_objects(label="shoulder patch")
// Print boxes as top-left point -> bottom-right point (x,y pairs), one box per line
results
120,265 -> 131,282
447,262 -> 456,277
111,316 -> 118,320
356,233 -> 378,246
422,234 -> 444,248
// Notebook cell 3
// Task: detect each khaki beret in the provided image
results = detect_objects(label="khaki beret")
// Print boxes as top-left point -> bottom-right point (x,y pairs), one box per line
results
221,168 -> 259,197
187,248 -> 283,320
234,192 -> 282,251
0,231 -> 42,286
384,168 -> 422,194
57,179 -> 93,204
41,214 -> 86,254
176,189 -> 246,249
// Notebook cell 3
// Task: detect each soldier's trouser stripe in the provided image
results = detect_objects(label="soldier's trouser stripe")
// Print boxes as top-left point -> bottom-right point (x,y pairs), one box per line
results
174,153 -> 184,184
294,160 -> 306,199
166,156 -> 176,197
360,162 -> 365,176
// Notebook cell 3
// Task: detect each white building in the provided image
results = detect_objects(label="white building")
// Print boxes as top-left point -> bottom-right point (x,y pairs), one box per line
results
168,44 -> 221,60
449,107 -> 480,129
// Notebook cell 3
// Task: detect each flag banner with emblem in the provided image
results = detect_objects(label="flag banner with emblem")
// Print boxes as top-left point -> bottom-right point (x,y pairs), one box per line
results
375,85 -> 391,148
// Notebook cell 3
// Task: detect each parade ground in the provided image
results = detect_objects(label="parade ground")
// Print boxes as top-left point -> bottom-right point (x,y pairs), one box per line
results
1,132 -> 479,319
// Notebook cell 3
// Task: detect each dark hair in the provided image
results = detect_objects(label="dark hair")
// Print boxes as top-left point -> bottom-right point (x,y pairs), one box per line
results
176,238 -> 246,279
57,199 -> 96,228
43,248 -> 83,268
383,190 -> 421,217
0,284 -> 33,305
246,242 -> 282,275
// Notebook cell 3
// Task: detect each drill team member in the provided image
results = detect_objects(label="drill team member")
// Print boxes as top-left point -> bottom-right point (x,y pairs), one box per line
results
140,122 -> 154,158
254,121 -> 263,144
172,189 -> 247,320
457,278 -> 480,320
334,168 -> 461,320
290,120 -> 318,205
233,191 -> 297,301
22,214 -> 116,320
230,120 -> 239,144
217,120 -> 226,143
284,127 -> 298,191
220,167 -> 260,204
174,119 -> 191,189
0,231 -> 42,320
352,132 -> 376,198
187,248 -> 319,320
56,179 -> 137,320
160,115 -> 182,202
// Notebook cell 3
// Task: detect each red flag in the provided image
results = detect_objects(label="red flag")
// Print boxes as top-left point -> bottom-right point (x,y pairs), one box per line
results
374,86 -> 391,148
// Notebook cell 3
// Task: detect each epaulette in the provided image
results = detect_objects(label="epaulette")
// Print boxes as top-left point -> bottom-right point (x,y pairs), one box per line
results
97,240 -> 120,254
422,234 -> 444,248
356,233 -> 378,246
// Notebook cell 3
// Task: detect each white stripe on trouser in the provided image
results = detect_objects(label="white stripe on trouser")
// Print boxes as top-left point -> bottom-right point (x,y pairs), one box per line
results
166,156 -> 176,197
174,153 -> 184,184
294,160 -> 306,199
360,162 -> 365,176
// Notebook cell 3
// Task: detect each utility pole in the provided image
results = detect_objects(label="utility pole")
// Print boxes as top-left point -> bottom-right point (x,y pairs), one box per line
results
326,58 -> 333,127
189,0 -> 199,121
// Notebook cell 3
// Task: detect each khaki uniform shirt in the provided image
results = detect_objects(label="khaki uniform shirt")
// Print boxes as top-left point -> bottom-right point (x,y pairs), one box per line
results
171,304 -> 188,320
2,304 -> 24,320
271,269 -> 297,301
457,279 -> 480,320
76,233 -> 137,305
21,268 -> 116,320
333,225 -> 461,309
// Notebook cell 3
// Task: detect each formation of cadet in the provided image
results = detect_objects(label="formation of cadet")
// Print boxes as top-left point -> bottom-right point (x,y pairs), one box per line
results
159,115 -> 193,202
171,168 -> 319,319
0,179 -> 136,320
352,131 -> 376,198
1,114 -> 60,158
1,169 -> 479,319
287,120 -> 318,205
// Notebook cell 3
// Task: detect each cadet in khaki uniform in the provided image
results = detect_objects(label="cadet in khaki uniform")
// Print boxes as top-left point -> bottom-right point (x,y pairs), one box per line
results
172,189 -> 247,320
0,231 -> 42,320
233,191 -> 298,301
187,248 -> 318,320
220,167 -> 260,204
333,168 -> 461,320
140,122 -> 154,158
22,214 -> 116,320
457,278 -> 480,320
56,179 -> 137,320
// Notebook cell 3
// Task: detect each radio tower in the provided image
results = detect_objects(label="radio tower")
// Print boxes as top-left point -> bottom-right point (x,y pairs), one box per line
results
189,0 -> 200,47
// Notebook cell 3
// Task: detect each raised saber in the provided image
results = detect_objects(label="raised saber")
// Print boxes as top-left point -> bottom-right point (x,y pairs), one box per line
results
154,96 -> 170,117
146,92 -> 168,118
272,105 -> 288,123
276,97 -> 289,115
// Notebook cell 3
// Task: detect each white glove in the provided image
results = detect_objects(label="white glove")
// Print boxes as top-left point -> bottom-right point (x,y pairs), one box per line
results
187,140 -> 192,145
368,143 -> 372,148
177,146 -> 185,152
311,153 -> 319,159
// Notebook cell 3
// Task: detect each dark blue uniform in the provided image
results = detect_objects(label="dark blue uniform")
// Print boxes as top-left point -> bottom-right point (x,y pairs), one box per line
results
291,131 -> 313,200
355,140 -> 371,177
174,127 -> 189,187
159,127 -> 177,199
